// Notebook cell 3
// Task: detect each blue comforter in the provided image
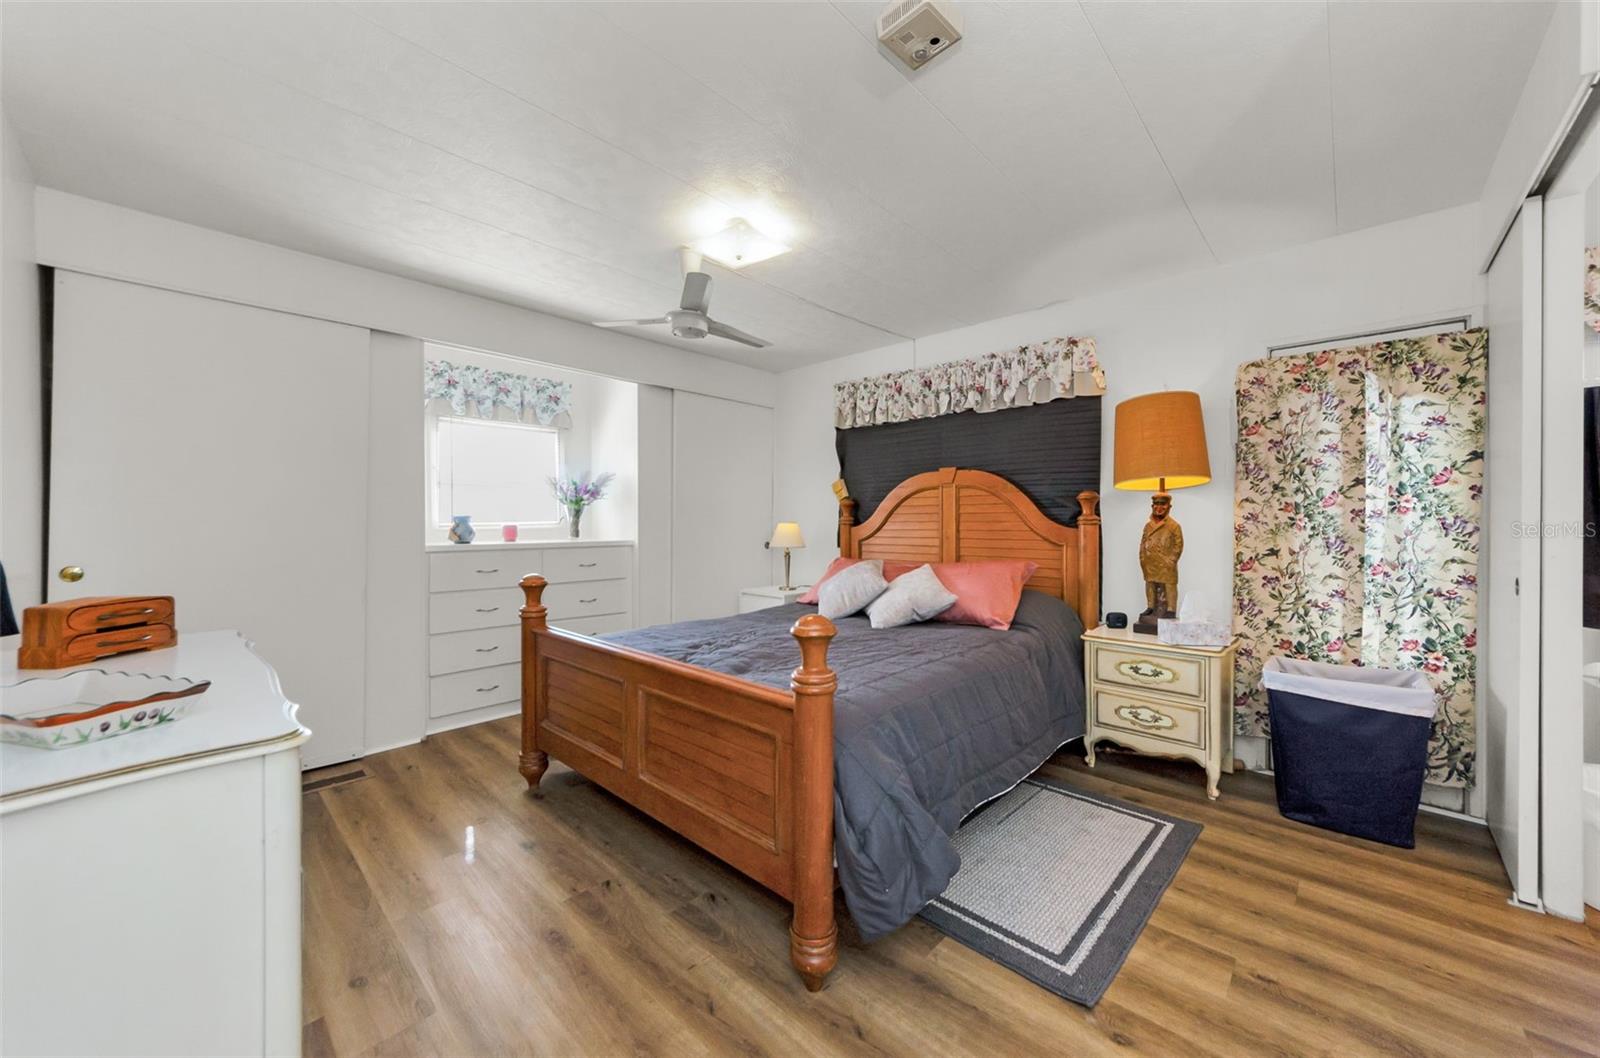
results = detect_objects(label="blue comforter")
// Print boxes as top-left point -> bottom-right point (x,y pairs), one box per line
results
603,589 -> 1086,939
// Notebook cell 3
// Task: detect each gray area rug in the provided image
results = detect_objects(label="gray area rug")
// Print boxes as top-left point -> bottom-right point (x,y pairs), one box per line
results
917,776 -> 1200,1007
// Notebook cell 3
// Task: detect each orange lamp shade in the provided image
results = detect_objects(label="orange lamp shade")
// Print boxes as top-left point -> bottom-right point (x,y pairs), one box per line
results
1113,390 -> 1211,491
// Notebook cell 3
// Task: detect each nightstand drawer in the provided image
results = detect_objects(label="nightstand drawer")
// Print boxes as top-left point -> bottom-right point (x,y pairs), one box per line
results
1094,688 -> 1206,749
1093,645 -> 1206,700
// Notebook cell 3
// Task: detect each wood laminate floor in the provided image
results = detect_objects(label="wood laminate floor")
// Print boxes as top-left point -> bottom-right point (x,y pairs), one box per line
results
301,717 -> 1600,1058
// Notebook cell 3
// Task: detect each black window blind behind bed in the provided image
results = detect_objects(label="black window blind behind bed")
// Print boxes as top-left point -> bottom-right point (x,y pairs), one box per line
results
835,398 -> 1103,527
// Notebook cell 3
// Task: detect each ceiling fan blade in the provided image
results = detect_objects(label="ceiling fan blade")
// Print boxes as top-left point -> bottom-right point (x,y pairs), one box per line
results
705,318 -> 771,348
593,317 -> 669,328
679,271 -> 713,313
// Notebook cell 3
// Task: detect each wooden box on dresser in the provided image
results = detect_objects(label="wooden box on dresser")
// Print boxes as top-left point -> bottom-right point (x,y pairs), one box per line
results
1082,626 -> 1238,799
427,540 -> 634,733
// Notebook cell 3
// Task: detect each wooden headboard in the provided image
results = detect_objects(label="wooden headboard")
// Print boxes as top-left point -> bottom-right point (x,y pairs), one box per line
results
837,467 -> 1101,630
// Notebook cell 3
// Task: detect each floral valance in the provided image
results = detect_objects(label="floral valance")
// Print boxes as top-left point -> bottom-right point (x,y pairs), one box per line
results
833,336 -> 1103,429
424,359 -> 573,428
1586,247 -> 1600,335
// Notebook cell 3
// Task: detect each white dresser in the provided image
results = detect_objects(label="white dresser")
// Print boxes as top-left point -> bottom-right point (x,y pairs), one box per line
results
1,631 -> 308,1058
426,540 -> 634,732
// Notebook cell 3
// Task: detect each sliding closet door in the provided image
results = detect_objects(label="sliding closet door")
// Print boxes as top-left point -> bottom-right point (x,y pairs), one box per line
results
1483,199 -> 1542,906
670,391 -> 773,621
48,272 -> 371,768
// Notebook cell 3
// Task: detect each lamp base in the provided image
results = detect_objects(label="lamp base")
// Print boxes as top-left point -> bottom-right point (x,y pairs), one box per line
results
1133,608 -> 1175,636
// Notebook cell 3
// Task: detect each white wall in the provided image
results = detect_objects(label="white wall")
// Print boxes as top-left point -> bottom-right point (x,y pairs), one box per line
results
33,188 -> 778,410
776,203 -> 1485,620
1,107 -> 41,608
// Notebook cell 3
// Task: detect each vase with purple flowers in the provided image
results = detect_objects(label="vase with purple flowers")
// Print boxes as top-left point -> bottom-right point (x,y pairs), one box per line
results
549,472 -> 615,539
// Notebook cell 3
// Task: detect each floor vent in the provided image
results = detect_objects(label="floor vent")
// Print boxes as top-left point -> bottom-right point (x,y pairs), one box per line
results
302,767 -> 368,794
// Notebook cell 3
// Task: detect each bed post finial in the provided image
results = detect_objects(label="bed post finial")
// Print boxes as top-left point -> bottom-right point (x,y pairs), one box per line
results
1076,492 -> 1101,630
519,575 -> 550,788
789,613 -> 838,992
838,497 -> 858,556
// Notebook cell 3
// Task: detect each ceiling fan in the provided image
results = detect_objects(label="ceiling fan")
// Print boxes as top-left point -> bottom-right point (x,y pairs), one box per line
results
593,256 -> 771,349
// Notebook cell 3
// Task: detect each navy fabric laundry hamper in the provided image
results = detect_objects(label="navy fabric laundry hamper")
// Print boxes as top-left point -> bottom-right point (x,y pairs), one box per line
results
1261,657 -> 1437,849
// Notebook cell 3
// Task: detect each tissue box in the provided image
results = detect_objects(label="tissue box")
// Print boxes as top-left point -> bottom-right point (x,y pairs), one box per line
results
1157,617 -> 1232,648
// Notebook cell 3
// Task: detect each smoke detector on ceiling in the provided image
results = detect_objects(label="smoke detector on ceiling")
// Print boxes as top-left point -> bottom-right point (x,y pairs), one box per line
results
877,0 -> 962,70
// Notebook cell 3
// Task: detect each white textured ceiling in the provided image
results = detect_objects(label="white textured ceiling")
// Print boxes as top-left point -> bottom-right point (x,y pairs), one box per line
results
2,1 -> 1553,369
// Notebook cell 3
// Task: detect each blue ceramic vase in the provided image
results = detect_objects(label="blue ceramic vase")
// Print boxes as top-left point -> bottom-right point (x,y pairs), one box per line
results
449,515 -> 475,544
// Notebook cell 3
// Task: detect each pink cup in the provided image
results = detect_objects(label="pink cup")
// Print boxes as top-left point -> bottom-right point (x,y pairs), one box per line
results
501,524 -> 518,542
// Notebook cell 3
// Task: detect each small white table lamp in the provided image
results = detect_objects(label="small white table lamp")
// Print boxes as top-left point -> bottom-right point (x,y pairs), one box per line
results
768,522 -> 806,591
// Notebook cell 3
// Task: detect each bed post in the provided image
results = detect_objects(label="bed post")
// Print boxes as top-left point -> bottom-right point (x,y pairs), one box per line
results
1077,491 -> 1101,630
519,574 -> 550,789
837,496 -> 858,556
789,613 -> 838,992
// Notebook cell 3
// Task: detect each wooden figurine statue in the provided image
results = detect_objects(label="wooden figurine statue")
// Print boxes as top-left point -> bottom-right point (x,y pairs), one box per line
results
1136,492 -> 1182,633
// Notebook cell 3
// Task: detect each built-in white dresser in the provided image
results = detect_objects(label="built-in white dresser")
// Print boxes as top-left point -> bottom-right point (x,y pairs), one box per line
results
425,539 -> 634,732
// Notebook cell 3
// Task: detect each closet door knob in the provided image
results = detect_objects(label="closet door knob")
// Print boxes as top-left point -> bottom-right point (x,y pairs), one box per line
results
59,566 -> 85,583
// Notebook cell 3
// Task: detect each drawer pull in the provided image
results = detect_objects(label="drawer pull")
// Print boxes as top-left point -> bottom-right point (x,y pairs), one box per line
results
474,645 -> 500,654
578,562 -> 598,568
475,684 -> 501,694
98,633 -> 154,647
1115,704 -> 1176,730
95,607 -> 156,623
1116,659 -> 1177,684
475,568 -> 500,574
579,597 -> 598,604
474,607 -> 500,613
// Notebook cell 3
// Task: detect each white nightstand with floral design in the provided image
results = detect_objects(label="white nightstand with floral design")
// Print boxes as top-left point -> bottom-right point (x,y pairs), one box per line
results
1082,625 -> 1237,798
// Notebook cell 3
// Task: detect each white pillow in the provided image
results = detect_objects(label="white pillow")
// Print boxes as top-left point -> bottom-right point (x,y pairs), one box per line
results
866,564 -> 957,629
817,559 -> 889,620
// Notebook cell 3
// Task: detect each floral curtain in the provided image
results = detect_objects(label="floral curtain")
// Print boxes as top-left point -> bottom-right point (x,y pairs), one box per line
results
833,336 -> 1103,429
1587,247 -> 1600,335
1233,329 -> 1487,788
424,358 -> 573,428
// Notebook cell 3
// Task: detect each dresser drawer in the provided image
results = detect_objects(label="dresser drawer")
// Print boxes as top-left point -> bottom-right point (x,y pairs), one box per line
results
551,612 -> 631,637
1094,688 -> 1206,749
543,546 -> 630,583
1093,644 -> 1207,701
429,587 -> 524,634
429,663 -> 520,718
542,579 -> 629,620
429,626 -> 522,676
64,597 -> 175,633
429,549 -> 542,593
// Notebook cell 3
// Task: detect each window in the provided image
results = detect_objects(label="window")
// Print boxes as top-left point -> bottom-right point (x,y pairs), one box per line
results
430,415 -> 561,527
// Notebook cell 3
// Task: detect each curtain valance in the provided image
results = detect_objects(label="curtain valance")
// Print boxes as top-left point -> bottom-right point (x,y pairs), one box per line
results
833,336 -> 1103,429
424,358 -> 573,428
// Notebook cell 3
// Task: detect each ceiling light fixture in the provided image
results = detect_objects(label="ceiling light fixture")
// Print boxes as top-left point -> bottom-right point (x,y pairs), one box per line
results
690,217 -> 790,270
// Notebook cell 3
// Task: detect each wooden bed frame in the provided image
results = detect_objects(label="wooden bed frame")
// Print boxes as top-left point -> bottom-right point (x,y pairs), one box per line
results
518,467 -> 1100,991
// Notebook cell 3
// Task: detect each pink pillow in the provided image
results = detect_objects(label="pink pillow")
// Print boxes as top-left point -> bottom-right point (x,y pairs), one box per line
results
798,557 -> 920,604
927,560 -> 1039,630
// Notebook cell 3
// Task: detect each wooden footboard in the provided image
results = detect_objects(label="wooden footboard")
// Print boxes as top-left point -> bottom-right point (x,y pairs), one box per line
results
519,575 -> 839,991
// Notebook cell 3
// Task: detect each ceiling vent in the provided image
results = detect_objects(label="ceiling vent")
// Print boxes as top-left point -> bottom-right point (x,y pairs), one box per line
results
877,0 -> 962,70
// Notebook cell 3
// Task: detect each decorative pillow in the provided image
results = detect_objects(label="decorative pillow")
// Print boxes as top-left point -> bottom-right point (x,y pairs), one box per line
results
865,564 -> 958,629
797,556 -> 860,605
928,560 -> 1040,630
816,560 -> 889,620
799,557 -> 918,604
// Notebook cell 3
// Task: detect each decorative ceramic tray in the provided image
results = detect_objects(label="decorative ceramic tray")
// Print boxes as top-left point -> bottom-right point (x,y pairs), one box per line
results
0,670 -> 211,750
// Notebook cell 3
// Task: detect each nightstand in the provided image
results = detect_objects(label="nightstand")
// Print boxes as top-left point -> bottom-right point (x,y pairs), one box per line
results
1082,626 -> 1238,799
738,585 -> 811,614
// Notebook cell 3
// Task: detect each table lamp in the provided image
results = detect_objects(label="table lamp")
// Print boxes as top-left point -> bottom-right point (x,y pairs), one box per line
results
1113,391 -> 1211,634
768,522 -> 806,591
